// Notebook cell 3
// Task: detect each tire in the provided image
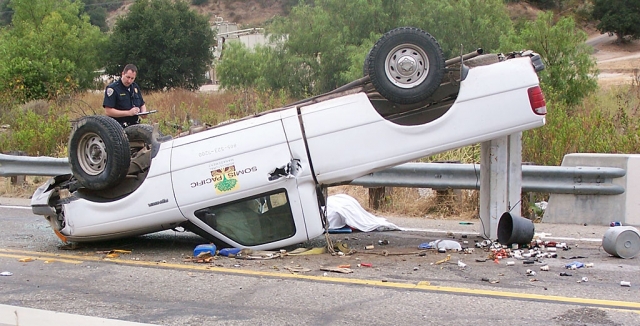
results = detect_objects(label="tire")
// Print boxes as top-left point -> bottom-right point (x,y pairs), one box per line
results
125,124 -> 154,151
68,116 -> 130,190
366,27 -> 445,104
125,124 -> 163,158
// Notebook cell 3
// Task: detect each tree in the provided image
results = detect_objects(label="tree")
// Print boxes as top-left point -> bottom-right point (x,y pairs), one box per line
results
402,0 -> 513,58
592,0 -> 640,43
500,11 -> 598,107
104,0 -> 215,91
237,0 -> 513,98
0,0 -> 106,104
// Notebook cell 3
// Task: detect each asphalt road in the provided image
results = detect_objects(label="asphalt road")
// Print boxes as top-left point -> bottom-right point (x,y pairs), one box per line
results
1,203 -> 640,325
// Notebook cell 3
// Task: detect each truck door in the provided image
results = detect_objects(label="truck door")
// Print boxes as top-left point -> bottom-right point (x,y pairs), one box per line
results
169,111 -> 314,248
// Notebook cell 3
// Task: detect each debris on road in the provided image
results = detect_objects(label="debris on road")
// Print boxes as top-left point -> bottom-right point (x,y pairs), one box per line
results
219,248 -> 242,257
0,271 -> 12,276
620,281 -> 631,287
565,261 -> 584,270
185,252 -> 216,263
320,266 -> 353,274
288,247 -> 327,255
18,257 -> 34,262
435,254 -> 451,265
429,239 -> 462,252
284,266 -> 311,273
235,249 -> 280,260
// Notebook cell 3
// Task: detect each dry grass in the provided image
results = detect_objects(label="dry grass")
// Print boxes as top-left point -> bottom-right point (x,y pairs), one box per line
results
329,185 -> 479,220
0,176 -> 47,199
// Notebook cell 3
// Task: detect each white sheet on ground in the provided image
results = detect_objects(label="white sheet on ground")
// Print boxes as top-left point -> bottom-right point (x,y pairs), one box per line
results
326,194 -> 402,232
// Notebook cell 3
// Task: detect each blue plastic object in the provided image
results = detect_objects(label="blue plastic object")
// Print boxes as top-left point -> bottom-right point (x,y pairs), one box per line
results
219,248 -> 242,257
565,261 -> 584,269
328,226 -> 352,234
418,242 -> 433,249
193,244 -> 217,257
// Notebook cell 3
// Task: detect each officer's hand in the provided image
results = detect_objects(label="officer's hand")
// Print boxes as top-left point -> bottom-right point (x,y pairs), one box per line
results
130,107 -> 140,116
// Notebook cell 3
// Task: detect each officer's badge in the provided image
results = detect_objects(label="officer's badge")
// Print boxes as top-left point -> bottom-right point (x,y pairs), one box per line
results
106,88 -> 114,97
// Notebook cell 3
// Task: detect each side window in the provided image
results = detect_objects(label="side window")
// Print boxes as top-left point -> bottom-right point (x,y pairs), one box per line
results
194,189 -> 296,246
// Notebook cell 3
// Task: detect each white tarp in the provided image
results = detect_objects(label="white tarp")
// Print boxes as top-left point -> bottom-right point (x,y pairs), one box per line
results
326,194 -> 402,232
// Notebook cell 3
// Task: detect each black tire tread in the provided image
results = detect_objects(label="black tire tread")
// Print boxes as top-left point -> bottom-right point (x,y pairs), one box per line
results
367,27 -> 445,105
68,116 -> 130,190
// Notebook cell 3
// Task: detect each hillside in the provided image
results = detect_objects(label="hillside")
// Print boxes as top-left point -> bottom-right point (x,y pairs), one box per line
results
105,0 -> 639,86
106,0 -> 289,28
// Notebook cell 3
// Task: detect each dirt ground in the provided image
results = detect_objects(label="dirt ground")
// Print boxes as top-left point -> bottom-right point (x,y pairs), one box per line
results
588,32 -> 640,87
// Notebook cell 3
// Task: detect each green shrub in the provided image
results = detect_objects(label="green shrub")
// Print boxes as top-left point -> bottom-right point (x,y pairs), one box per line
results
0,107 -> 70,156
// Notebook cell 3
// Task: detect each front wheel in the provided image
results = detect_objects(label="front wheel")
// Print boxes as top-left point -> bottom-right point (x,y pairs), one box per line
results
68,116 -> 130,190
366,27 -> 445,105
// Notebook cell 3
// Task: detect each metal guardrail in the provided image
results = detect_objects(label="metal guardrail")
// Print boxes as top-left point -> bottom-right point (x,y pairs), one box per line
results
351,163 -> 626,195
0,154 -> 626,195
0,153 -> 71,177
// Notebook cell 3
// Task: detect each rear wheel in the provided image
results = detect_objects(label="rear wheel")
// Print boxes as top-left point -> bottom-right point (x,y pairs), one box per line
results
68,116 -> 130,190
366,27 -> 445,105
125,124 -> 154,152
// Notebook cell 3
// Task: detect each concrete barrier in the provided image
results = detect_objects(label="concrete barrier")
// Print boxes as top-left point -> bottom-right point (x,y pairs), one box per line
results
544,153 -> 640,226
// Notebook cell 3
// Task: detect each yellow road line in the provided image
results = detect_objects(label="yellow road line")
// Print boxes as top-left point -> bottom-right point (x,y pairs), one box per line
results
2,248 -> 639,312
0,252 -> 83,264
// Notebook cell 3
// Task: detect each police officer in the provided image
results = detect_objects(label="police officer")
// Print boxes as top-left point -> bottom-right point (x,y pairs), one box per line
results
103,64 -> 148,128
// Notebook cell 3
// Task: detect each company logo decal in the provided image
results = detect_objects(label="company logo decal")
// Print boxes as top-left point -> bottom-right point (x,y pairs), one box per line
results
212,165 -> 240,194
190,164 -> 257,193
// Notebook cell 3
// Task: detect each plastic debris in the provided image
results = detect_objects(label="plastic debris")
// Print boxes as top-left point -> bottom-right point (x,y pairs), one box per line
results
18,257 -> 34,262
565,261 -> 584,270
430,239 -> 462,252
585,263 -> 594,268
526,269 -> 536,276
506,261 -> 515,266
378,240 -> 389,245
457,261 -> 467,268
193,244 -> 217,257
359,263 -> 373,268
0,271 -> 12,276
620,281 -> 631,287
560,272 -> 572,276
540,265 -> 549,271
419,242 -> 433,249
219,248 -> 242,257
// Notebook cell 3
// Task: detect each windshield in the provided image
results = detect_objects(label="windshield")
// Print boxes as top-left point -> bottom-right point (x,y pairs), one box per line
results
194,189 -> 296,246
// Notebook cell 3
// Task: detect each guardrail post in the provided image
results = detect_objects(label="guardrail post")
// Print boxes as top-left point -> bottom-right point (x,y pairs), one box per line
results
479,132 -> 523,239
5,151 -> 27,185
368,187 -> 386,210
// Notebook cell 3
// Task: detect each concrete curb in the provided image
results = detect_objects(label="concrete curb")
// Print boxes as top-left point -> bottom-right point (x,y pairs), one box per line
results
0,304 -> 157,326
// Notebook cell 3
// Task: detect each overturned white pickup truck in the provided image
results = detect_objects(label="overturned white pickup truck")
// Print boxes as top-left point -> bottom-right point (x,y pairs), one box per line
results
31,27 -> 546,249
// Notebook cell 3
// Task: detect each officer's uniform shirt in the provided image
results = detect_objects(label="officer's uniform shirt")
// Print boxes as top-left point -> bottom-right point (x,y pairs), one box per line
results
103,79 -> 145,128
